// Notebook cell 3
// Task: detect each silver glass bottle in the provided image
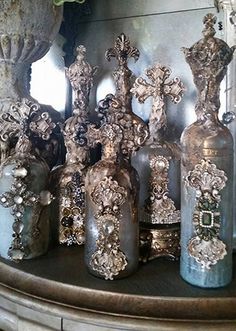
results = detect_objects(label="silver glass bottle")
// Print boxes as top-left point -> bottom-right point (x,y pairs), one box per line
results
180,13 -> 235,288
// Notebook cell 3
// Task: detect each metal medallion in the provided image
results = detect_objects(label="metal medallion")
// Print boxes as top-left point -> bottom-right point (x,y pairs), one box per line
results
186,159 -> 227,269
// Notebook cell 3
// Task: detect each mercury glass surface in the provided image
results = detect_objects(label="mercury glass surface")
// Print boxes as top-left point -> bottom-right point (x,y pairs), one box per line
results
180,13 -> 235,288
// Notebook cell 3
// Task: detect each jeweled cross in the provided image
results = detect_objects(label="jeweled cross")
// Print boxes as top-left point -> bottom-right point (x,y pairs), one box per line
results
105,33 -> 139,106
131,64 -> 185,142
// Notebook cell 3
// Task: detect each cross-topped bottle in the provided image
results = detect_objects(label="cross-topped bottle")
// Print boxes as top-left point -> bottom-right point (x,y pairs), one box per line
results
131,63 -> 185,261
84,94 -> 139,280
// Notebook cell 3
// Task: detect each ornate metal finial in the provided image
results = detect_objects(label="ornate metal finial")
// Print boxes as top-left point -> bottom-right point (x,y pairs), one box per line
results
182,13 -> 235,120
66,45 -> 98,113
131,64 -> 185,142
105,33 -> 140,109
105,33 -> 139,66
202,13 -> 217,37
63,45 -> 97,164
0,99 -> 57,155
186,159 -> 228,269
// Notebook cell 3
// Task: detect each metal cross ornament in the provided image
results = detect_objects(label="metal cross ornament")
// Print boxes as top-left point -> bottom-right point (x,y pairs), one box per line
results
131,64 -> 185,142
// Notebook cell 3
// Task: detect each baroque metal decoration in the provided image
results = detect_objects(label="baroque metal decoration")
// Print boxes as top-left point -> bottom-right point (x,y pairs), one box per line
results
185,159 -> 227,269
146,155 -> 180,224
105,33 -> 148,158
54,45 -> 97,246
0,98 -> 61,166
90,176 -> 128,280
131,63 -> 185,142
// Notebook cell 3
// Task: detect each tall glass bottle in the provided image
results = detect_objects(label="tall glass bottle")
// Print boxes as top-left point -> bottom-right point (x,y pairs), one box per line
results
85,98 -> 139,280
0,99 -> 54,261
50,45 -> 97,246
180,13 -> 235,288
131,64 -> 185,261
84,34 -> 148,280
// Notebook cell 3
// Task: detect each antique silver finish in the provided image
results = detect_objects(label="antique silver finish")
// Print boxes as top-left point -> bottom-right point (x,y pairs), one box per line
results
180,13 -> 235,287
131,64 -> 184,261
85,95 -> 139,280
131,64 -> 184,142
185,159 -> 227,269
51,45 -> 97,246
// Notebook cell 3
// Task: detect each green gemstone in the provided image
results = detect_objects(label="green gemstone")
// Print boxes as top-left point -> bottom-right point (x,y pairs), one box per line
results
202,211 -> 213,226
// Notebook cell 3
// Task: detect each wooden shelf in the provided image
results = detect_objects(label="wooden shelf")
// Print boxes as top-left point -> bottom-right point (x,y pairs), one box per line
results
0,245 -> 235,324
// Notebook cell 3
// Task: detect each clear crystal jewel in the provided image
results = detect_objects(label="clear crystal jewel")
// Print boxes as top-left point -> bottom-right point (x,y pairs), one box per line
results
14,195 -> 23,204
222,111 -> 235,125
14,196 -> 23,204
1,197 -> 6,203
8,248 -> 24,261
103,220 -> 115,234
12,221 -> 24,233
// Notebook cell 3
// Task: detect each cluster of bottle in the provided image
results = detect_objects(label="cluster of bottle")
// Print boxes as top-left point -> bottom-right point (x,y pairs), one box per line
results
0,13 -> 234,288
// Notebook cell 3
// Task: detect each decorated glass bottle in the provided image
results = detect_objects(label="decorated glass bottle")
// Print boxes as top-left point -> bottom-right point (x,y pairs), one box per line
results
0,99 -> 54,261
85,96 -> 140,280
131,64 -> 185,261
50,45 -> 97,246
180,14 -> 235,288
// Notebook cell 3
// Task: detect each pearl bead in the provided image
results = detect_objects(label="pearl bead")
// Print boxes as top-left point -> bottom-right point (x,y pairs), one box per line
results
14,167 -> 28,178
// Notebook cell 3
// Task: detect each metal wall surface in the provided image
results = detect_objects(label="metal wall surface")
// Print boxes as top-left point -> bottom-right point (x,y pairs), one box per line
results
75,0 -> 218,143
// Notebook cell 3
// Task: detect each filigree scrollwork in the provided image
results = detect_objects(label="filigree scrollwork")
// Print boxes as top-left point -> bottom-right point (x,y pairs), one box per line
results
90,176 -> 128,280
29,112 -> 56,141
0,160 -> 53,261
182,13 -> 235,119
145,155 -> 180,224
185,159 -> 227,269
105,33 -> 139,66
0,98 -> 59,166
95,93 -> 148,157
131,64 -> 185,141
0,99 -> 39,143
